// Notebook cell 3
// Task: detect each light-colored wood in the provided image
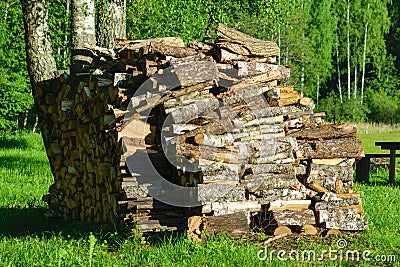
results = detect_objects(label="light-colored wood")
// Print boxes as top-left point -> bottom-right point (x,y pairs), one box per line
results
273,226 -> 292,236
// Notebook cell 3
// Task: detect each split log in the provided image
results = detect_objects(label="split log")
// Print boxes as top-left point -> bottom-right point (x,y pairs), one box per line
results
197,183 -> 246,203
236,61 -> 290,83
241,173 -> 300,192
216,23 -> 279,57
198,159 -> 240,183
273,226 -> 292,236
216,48 -> 276,64
286,123 -> 357,140
266,209 -> 316,226
116,37 -> 185,51
268,200 -> 311,211
267,86 -> 300,107
314,198 -> 362,211
201,201 -> 261,215
317,208 -> 360,224
251,188 -> 308,204
170,97 -> 221,124
325,229 -> 341,236
233,115 -> 284,128
150,42 -> 198,58
296,138 -> 365,159
188,212 -> 250,240
323,221 -> 368,231
247,163 -> 307,176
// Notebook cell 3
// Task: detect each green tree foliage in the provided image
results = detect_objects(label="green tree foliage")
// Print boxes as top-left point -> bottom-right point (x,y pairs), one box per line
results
0,1 -> 32,132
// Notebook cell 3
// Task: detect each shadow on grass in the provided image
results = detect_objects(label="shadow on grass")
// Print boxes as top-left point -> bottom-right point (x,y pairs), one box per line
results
0,154 -> 50,173
0,207 -> 115,238
0,135 -> 30,150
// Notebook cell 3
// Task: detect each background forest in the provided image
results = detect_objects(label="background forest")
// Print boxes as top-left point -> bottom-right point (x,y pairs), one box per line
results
1,0 -> 399,132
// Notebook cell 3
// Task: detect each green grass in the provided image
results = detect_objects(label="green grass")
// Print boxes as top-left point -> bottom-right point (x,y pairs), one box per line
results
0,132 -> 399,266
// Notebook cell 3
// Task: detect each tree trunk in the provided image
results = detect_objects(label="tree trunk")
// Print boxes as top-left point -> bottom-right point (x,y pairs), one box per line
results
354,64 -> 357,99
361,19 -> 368,104
71,0 -> 96,49
296,137 -> 364,159
96,0 -> 126,48
336,40 -> 343,103
347,0 -> 351,99
20,0 -> 57,85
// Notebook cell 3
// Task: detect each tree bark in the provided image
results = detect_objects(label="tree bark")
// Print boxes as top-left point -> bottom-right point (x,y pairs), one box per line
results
347,0 -> 351,99
97,0 -> 126,48
266,209 -> 316,226
286,122 -> 357,140
21,0 -> 57,85
72,0 -> 95,49
296,138 -> 364,159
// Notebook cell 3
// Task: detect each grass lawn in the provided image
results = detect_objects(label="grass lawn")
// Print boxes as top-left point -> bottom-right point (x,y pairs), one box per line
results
0,132 -> 399,266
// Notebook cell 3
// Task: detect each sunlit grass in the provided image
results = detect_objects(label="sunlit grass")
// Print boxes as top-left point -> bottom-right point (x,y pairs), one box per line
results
0,132 -> 398,266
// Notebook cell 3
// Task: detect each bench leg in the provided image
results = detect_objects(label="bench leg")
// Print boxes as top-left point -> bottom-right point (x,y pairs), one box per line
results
356,157 -> 370,183
389,149 -> 396,184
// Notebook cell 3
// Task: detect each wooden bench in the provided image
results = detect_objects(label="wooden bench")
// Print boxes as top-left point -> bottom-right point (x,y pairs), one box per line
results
356,153 -> 400,183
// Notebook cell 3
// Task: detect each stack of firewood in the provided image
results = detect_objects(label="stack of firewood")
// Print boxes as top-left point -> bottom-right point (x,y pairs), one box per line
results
39,23 -> 367,237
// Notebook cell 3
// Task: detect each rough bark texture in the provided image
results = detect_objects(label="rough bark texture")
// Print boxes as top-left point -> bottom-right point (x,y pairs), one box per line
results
21,0 -> 57,84
296,138 -> 364,159
97,0 -> 126,48
21,0 -> 58,190
72,0 -> 96,49
216,23 -> 279,57
286,123 -> 357,140
267,209 -> 316,226
242,173 -> 300,192
187,212 -> 250,240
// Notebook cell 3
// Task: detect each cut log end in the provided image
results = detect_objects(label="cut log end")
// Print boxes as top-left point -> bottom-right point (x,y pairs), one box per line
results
273,226 -> 292,236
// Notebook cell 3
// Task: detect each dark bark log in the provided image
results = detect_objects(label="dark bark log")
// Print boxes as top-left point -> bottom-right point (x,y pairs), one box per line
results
216,23 -> 279,57
96,0 -> 126,48
296,138 -> 364,159
287,123 -> 357,140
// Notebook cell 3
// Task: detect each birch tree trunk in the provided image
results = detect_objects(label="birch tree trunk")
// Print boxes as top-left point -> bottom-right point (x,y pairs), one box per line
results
71,0 -> 96,49
20,0 -> 58,170
361,20 -> 368,104
347,0 -> 351,99
20,0 -> 57,85
97,0 -> 126,48
353,65 -> 357,99
336,41 -> 343,103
